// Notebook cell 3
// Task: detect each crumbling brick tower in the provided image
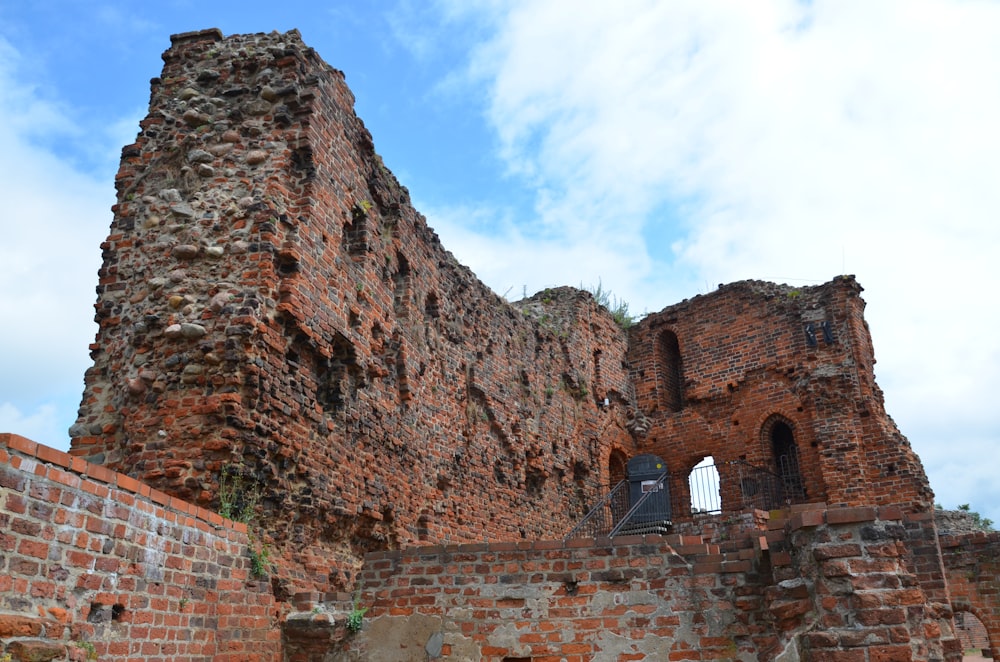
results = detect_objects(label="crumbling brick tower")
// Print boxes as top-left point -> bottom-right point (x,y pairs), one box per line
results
627,278 -> 934,519
69,29 -> 639,593
71,27 -> 938,602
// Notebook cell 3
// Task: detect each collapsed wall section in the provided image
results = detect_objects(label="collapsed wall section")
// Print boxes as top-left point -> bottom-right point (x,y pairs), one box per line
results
0,434 -> 278,662
628,277 -> 933,516
69,29 -> 637,594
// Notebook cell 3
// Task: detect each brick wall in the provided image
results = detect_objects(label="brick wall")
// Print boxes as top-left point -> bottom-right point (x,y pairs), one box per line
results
70,28 -> 637,594
627,278 -> 933,516
283,506 -> 957,661
0,433 -> 278,662
68,26 -> 937,598
938,530 -> 1000,658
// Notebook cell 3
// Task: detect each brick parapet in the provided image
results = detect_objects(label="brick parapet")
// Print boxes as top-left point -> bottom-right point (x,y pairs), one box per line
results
0,433 -> 278,661
1,434 -> 242,535
277,505 -> 957,660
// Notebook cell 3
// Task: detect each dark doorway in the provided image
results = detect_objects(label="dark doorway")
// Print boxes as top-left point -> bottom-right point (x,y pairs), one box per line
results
770,419 -> 805,502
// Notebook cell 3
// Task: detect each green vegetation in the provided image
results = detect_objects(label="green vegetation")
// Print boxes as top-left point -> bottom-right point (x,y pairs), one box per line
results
219,464 -> 273,579
353,199 -> 373,216
936,502 -> 995,531
347,589 -> 368,633
584,280 -> 636,329
71,641 -> 98,660
957,503 -> 994,530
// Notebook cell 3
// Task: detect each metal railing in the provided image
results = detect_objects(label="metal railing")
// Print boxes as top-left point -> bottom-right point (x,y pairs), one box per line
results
565,479 -> 631,540
733,460 -> 804,511
566,471 -> 671,540
566,460 -> 807,539
688,462 -> 721,514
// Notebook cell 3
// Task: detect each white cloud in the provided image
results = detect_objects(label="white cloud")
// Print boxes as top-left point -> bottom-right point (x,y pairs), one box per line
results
0,402 -> 66,451
0,36 -> 114,450
437,0 -> 1000,522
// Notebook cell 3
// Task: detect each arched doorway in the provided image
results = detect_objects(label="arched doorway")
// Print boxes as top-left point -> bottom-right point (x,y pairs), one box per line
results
764,416 -> 805,502
954,609 -> 992,658
609,449 -> 628,489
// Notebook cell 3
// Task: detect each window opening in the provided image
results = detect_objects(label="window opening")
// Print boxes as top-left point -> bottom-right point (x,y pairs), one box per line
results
689,456 -> 720,514
658,330 -> 684,412
770,420 -> 805,502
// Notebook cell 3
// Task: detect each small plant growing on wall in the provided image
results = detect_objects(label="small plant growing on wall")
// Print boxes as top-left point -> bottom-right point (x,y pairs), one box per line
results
584,279 -> 637,329
218,463 -> 272,579
347,588 -> 368,634
71,641 -> 98,660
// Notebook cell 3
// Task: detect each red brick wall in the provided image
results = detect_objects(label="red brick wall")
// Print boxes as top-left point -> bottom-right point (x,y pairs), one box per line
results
627,278 -> 933,516
0,434 -> 278,662
69,29 -> 637,594
939,530 -> 1000,658
68,27 -> 934,602
282,506 -> 954,661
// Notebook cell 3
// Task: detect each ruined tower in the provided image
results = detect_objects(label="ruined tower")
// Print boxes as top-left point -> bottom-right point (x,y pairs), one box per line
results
69,29 -> 637,592
1,26 -> 990,662
71,29 -> 932,597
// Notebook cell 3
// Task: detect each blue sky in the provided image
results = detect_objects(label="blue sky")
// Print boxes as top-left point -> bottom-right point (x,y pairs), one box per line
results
1,1 -> 998,524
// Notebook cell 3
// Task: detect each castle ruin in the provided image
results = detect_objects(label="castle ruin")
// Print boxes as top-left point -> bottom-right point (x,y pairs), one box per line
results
1,28 -> 998,662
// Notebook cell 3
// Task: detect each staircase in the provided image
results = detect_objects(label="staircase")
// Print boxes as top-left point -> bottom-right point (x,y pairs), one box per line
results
566,471 -> 671,540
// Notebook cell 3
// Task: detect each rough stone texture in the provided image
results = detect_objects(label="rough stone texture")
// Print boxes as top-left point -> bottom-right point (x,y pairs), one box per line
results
67,28 -> 935,600
0,433 -> 279,662
69,29 -> 635,594
6,25 -> 984,661
938,529 -> 1000,659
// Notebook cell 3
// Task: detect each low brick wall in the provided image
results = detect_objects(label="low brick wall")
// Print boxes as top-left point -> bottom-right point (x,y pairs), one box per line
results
284,506 -> 959,661
0,433 -> 279,661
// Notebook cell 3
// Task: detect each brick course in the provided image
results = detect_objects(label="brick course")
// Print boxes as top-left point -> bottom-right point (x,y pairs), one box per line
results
278,506 -> 954,661
0,433 -> 278,661
628,278 -> 933,516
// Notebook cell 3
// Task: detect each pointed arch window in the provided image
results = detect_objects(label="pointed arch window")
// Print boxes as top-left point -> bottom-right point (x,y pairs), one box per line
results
763,415 -> 806,502
658,330 -> 684,412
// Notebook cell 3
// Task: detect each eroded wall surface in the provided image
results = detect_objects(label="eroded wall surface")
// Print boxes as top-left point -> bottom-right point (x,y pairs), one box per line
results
939,530 -> 1000,659
287,506 -> 957,661
1,24 -> 990,662
69,29 -> 637,593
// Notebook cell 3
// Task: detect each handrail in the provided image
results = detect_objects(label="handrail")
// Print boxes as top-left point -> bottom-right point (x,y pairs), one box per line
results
608,470 -> 670,537
565,457 -> 808,540
564,479 -> 629,541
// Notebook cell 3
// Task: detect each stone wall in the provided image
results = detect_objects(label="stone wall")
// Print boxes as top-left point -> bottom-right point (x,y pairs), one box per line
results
281,505 -> 958,661
0,433 -> 279,661
627,278 -> 933,516
69,28 -> 637,594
